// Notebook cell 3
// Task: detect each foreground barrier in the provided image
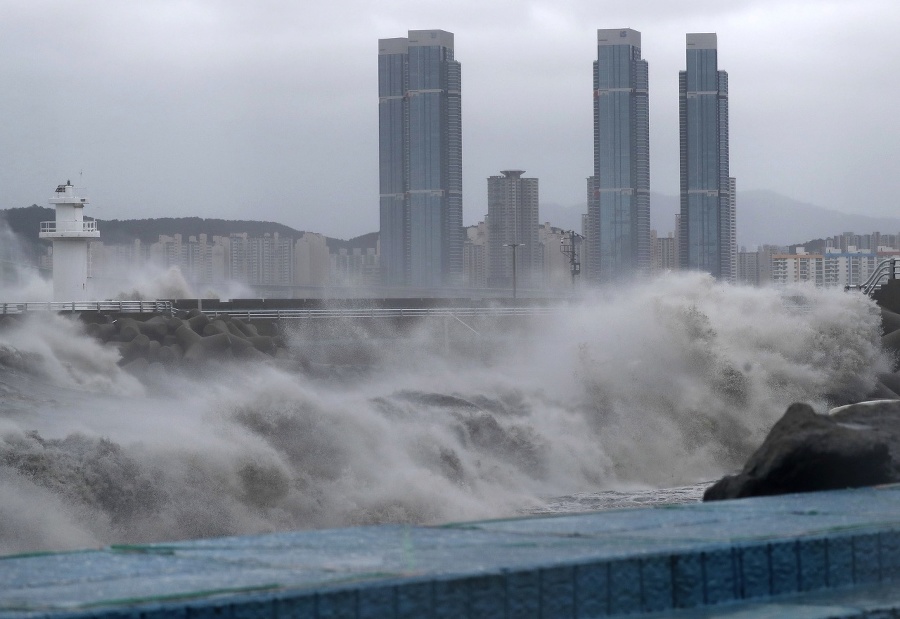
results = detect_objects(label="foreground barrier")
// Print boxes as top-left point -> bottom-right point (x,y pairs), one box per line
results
3,485 -> 900,618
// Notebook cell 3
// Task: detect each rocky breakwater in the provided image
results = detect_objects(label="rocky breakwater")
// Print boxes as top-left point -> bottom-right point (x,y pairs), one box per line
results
84,310 -> 287,371
705,307 -> 900,501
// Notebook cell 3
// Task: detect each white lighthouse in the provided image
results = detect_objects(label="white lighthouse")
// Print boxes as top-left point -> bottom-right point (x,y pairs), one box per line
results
38,181 -> 100,301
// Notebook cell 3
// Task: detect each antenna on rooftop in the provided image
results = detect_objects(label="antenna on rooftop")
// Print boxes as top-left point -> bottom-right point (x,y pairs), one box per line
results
560,230 -> 582,286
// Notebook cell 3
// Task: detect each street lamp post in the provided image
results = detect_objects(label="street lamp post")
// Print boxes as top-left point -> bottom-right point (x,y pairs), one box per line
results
504,242 -> 523,299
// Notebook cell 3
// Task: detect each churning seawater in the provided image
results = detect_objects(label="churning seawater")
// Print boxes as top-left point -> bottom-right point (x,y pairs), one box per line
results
0,272 -> 889,555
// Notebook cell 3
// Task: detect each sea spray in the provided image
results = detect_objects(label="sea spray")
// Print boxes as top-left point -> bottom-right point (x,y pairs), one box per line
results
0,312 -> 144,396
0,221 -> 52,302
92,261 -> 255,302
0,272 -> 889,555
102,265 -> 196,302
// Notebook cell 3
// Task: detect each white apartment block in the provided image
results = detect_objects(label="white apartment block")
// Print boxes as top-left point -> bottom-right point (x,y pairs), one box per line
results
330,248 -> 379,287
772,250 -> 824,285
736,250 -> 759,285
294,232 -> 329,287
538,223 -> 576,290
772,247 -> 891,287
651,230 -> 678,273
463,221 -> 488,289
90,231 -> 332,292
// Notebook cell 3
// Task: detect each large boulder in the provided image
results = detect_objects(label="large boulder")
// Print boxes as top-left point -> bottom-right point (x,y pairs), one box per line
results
883,330 -> 900,370
704,401 -> 900,501
877,372 -> 900,396
882,308 -> 900,335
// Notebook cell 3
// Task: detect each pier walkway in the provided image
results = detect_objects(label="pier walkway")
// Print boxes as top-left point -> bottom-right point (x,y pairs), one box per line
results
3,485 -> 900,618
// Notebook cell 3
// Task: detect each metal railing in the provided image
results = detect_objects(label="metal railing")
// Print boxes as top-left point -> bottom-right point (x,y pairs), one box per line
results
39,221 -> 98,234
846,258 -> 899,295
198,306 -> 564,321
0,300 -> 173,315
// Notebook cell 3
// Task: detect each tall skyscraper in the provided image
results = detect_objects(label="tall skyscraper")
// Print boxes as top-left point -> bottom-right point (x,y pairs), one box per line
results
678,33 -> 734,280
378,30 -> 462,289
487,170 -> 540,289
586,28 -> 650,283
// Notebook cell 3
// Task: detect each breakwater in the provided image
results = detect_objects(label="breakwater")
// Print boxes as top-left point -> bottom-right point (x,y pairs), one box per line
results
1,309 -> 286,370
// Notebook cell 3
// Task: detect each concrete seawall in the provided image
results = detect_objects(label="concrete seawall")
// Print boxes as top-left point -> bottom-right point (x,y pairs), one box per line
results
4,485 -> 900,618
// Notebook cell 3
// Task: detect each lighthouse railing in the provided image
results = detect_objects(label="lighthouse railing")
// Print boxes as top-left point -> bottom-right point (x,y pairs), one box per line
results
40,221 -> 99,234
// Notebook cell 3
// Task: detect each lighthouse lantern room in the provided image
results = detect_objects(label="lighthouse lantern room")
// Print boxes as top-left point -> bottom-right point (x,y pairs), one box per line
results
38,181 -> 100,301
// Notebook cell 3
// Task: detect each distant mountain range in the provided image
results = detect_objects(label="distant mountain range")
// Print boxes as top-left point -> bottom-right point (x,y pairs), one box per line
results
541,190 -> 900,248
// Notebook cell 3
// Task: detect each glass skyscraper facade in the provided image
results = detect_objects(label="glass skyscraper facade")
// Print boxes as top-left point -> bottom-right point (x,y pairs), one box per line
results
679,33 -> 734,280
587,28 -> 650,282
378,30 -> 462,288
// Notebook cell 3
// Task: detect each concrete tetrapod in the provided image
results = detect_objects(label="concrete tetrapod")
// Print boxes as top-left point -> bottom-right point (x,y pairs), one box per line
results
182,332 -> 234,364
157,343 -> 183,366
78,312 -> 289,368
186,311 -> 210,333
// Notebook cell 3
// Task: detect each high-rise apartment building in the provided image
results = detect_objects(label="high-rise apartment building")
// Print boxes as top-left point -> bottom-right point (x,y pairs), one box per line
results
586,28 -> 650,282
737,248 -> 760,285
678,33 -> 734,280
652,230 -> 678,272
378,30 -> 463,289
294,232 -> 329,288
538,223 -> 576,290
229,232 -> 294,286
463,221 -> 488,289
487,170 -> 540,289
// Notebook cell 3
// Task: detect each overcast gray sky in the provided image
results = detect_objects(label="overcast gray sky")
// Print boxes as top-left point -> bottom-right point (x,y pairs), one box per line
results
0,0 -> 897,239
